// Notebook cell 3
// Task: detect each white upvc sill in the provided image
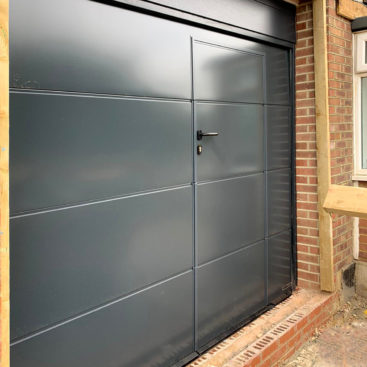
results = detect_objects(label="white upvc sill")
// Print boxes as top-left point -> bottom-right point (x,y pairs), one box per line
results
352,174 -> 367,181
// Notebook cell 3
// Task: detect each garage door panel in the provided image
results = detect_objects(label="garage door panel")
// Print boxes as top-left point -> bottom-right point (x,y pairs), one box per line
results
266,106 -> 291,170
193,41 -> 264,103
196,103 -> 264,181
268,230 -> 292,301
197,241 -> 265,349
267,169 -> 291,236
9,0 -> 295,364
10,93 -> 192,214
11,271 -> 194,367
10,0 -> 191,98
11,187 -> 193,340
197,175 -> 265,264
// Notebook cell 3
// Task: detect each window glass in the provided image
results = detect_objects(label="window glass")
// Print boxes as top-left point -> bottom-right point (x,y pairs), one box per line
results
362,77 -> 367,168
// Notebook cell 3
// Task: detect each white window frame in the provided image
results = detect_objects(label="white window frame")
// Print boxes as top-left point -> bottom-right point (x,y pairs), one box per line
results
355,31 -> 367,73
353,31 -> 367,180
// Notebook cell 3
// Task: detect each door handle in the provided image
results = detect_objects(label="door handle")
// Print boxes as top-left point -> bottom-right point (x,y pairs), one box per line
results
197,130 -> 219,140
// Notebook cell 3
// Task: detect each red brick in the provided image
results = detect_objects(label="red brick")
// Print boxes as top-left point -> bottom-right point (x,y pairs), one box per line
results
260,341 -> 279,361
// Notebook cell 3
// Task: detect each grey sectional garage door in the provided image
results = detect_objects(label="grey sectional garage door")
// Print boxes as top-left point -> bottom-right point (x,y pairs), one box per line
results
10,0 -> 294,366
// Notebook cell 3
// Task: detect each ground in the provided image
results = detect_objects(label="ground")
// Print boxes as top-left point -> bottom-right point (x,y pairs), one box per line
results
284,295 -> 367,367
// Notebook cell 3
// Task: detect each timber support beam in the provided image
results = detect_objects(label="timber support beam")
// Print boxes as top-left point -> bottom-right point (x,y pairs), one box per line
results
313,0 -> 334,292
324,185 -> 367,219
338,0 -> 367,20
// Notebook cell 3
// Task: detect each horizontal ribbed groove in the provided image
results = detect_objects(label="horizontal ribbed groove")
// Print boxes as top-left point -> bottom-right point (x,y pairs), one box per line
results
10,89 -> 291,108
10,268 -> 193,346
195,99 -> 291,107
10,88 -> 192,102
10,183 -> 192,219
265,227 -> 292,239
196,171 -> 264,186
197,166 -> 291,187
10,168 -> 291,218
197,239 -> 264,268
265,166 -> 292,173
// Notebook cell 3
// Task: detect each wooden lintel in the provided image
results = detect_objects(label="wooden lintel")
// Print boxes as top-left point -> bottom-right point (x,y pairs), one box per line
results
338,0 -> 367,20
0,0 -> 9,366
282,0 -> 299,6
324,185 -> 367,218
313,0 -> 334,292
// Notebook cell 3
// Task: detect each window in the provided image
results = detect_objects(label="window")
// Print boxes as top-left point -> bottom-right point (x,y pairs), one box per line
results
361,77 -> 367,169
353,31 -> 367,178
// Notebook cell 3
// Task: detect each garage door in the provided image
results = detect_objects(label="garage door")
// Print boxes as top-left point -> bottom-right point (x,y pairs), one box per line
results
10,0 -> 294,366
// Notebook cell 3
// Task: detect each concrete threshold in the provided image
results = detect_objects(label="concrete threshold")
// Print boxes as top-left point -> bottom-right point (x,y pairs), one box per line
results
187,289 -> 339,367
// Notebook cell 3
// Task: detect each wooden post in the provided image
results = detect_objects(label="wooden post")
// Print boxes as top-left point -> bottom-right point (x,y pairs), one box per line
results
313,0 -> 334,292
0,0 -> 9,366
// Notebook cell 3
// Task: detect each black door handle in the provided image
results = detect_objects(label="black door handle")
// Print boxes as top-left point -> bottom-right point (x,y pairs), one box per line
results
197,130 -> 219,140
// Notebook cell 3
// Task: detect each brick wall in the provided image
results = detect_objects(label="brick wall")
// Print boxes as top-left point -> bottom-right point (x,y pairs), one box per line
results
295,1 -> 320,290
327,0 -> 354,277
295,0 -> 354,289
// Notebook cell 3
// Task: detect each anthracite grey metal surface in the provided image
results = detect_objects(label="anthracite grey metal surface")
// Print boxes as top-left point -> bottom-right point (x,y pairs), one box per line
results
196,103 -> 264,181
193,41 -> 264,103
352,16 -> 367,32
10,92 -> 192,214
11,272 -> 194,367
10,0 -> 295,365
11,187 -> 192,340
196,175 -> 265,264
197,241 -> 266,349
10,0 -> 192,98
266,169 -> 292,236
268,230 -> 292,301
266,106 -> 291,170
266,46 -> 291,105
142,0 -> 296,43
